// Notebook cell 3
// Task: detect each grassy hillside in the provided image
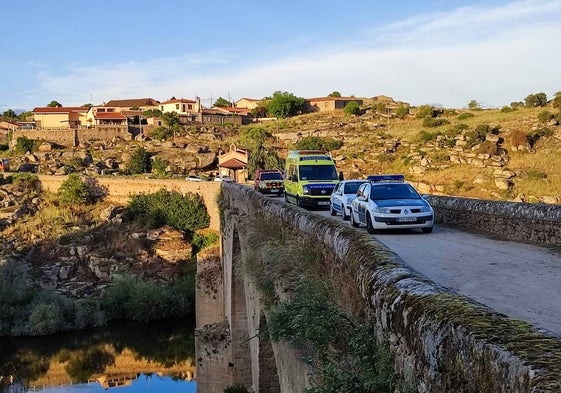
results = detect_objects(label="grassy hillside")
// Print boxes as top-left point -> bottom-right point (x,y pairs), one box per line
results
241,104 -> 560,202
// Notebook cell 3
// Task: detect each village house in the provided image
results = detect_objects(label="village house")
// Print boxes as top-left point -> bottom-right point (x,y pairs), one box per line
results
235,97 -> 260,110
32,106 -> 89,129
306,96 -> 364,112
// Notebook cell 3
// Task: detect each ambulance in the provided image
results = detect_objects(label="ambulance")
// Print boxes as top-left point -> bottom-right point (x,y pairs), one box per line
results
283,150 -> 339,208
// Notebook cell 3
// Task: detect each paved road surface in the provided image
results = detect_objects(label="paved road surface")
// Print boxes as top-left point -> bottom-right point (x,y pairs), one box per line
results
315,209 -> 561,337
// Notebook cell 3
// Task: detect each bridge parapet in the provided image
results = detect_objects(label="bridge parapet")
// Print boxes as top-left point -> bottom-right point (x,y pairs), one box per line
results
197,183 -> 561,392
429,195 -> 561,246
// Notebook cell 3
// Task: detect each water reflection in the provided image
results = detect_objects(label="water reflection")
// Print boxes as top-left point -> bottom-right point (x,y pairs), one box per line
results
0,318 -> 196,392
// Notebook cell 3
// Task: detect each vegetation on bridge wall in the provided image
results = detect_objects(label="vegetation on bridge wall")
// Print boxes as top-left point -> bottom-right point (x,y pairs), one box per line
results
232,200 -> 415,392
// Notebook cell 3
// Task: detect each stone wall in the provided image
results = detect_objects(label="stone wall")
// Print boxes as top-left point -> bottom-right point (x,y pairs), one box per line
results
428,195 -> 561,246
36,175 -> 221,231
214,183 -> 561,393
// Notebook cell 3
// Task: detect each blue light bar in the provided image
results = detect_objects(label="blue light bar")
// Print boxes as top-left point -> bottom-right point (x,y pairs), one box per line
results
367,174 -> 405,183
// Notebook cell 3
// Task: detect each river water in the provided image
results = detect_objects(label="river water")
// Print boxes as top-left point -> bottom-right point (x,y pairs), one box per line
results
0,318 -> 197,393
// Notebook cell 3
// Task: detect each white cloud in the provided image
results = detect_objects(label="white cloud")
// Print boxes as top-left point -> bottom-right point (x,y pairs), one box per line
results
23,0 -> 561,109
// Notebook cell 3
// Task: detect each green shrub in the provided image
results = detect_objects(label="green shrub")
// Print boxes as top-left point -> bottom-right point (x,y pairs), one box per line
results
224,384 -> 250,393
102,275 -> 195,322
294,136 -> 343,151
395,105 -> 410,119
14,136 -> 36,154
150,126 -> 174,141
151,157 -> 169,177
343,101 -> 361,116
500,106 -> 515,113
537,110 -> 553,123
268,287 -> 395,393
125,189 -> 210,232
422,117 -> 450,128
417,130 -> 441,143
58,173 -> 91,205
127,147 -> 152,174
457,112 -> 475,120
416,104 -> 434,118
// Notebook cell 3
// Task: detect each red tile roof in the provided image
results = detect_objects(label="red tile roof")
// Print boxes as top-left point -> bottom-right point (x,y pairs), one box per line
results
160,98 -> 196,104
103,98 -> 159,107
94,112 -> 127,120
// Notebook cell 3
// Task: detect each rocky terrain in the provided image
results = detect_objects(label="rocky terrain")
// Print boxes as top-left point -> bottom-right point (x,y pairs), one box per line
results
1,96 -> 560,299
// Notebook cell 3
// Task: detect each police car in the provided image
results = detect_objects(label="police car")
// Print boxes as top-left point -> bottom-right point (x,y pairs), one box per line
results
349,174 -> 434,234
329,180 -> 367,220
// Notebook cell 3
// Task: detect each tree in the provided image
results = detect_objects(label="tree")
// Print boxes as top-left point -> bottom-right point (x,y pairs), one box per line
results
213,97 -> 231,107
47,100 -> 62,108
143,109 -> 163,118
468,99 -> 480,109
524,92 -> 547,108
127,147 -> 152,174
267,91 -> 306,118
2,109 -> 17,118
160,111 -> 182,140
240,127 -> 282,175
328,91 -> 341,97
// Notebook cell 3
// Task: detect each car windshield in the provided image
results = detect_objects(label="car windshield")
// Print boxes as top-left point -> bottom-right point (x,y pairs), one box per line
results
370,183 -> 419,200
299,165 -> 338,181
343,182 -> 363,194
260,172 -> 283,180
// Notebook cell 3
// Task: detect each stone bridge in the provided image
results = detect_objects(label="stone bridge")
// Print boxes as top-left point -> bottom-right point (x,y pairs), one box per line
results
196,183 -> 561,393
37,176 -> 561,392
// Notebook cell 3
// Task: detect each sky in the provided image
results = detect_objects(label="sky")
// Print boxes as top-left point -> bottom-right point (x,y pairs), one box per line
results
1,0 -> 560,112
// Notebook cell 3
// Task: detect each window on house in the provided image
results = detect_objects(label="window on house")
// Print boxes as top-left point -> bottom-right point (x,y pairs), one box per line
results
107,108 -> 114,112
188,104 -> 193,110
160,106 -> 164,111
176,104 -> 179,109
182,105 -> 185,112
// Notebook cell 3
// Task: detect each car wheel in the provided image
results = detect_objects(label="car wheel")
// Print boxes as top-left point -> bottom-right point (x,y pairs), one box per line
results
366,213 -> 377,234
350,210 -> 359,228
422,226 -> 433,234
330,204 -> 337,216
342,206 -> 349,221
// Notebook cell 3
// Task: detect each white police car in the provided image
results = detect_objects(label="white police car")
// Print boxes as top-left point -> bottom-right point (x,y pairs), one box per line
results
329,180 -> 367,220
349,174 -> 434,234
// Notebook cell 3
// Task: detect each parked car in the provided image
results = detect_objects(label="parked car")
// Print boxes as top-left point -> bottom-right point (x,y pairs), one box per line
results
186,175 -> 202,182
254,169 -> 284,195
214,175 -> 234,182
350,174 -> 434,234
329,179 -> 367,220
0,158 -> 9,172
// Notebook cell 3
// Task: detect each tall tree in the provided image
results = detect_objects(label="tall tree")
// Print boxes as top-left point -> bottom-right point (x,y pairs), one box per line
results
267,91 -> 306,118
2,109 -> 17,118
240,127 -> 282,175
213,97 -> 231,107
47,100 -> 62,108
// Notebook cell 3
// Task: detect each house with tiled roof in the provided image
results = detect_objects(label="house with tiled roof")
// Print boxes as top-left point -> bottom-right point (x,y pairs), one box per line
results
159,97 -> 202,123
306,96 -> 364,112
103,98 -> 160,109
235,97 -> 260,110
33,106 -> 89,129
218,143 -> 248,182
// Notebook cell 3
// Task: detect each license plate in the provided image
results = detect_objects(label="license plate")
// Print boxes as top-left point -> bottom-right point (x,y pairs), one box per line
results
318,201 -> 329,206
397,216 -> 416,222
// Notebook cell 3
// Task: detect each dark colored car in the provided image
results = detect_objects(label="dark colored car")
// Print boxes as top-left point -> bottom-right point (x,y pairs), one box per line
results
254,169 -> 284,195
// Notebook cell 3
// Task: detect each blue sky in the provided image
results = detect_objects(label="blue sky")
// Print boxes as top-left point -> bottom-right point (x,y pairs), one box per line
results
1,0 -> 560,112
